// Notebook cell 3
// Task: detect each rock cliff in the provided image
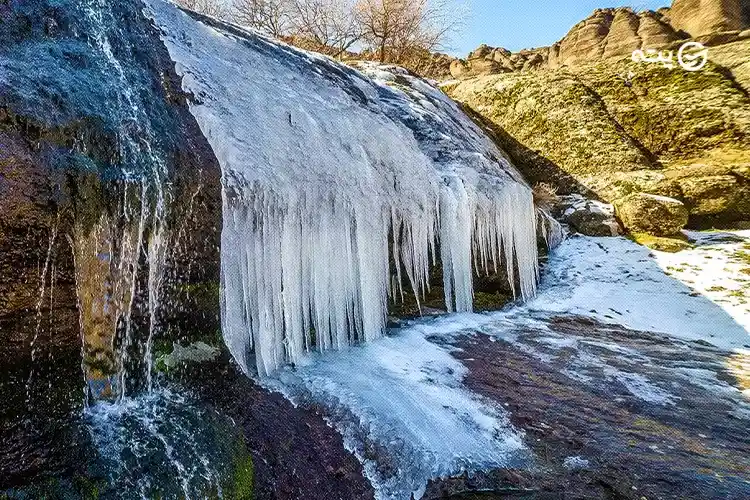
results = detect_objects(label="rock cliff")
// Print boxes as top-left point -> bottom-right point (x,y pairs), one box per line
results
450,1 -> 750,78
447,38 -> 750,227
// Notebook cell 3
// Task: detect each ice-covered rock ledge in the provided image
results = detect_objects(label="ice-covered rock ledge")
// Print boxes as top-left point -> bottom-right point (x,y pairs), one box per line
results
144,0 -> 544,376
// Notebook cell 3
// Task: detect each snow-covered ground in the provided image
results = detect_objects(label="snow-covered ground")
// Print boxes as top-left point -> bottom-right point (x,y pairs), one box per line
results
526,232 -> 750,351
654,231 -> 750,336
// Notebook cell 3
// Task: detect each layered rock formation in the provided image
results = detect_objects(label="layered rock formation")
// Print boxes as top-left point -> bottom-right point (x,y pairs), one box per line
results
669,0 -> 748,36
450,1 -> 750,78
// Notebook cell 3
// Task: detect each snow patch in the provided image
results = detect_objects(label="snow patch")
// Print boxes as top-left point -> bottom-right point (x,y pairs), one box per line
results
525,234 -> 750,352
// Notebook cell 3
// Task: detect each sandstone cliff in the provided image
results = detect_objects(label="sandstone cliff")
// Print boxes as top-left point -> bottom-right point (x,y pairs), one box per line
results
450,0 -> 750,78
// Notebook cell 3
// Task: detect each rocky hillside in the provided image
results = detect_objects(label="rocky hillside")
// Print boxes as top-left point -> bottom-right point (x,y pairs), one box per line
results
444,1 -> 750,229
450,0 -> 750,78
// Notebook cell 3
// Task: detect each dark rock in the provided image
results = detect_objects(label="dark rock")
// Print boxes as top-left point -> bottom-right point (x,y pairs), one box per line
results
1,0 -> 222,486
445,317 -> 750,499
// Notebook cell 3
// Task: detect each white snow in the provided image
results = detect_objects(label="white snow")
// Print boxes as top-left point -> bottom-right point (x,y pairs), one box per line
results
144,0 -> 540,376
524,233 -> 750,352
653,230 -> 750,336
602,368 -> 678,405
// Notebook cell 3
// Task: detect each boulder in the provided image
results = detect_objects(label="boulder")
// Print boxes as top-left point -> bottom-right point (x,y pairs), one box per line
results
470,58 -> 502,75
559,196 -> 622,236
615,193 -> 689,236
677,174 -> 750,218
469,44 -> 492,60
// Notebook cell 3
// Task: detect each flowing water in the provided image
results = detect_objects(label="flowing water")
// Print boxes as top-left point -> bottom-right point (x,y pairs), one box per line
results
72,0 -> 171,402
83,387 -> 244,500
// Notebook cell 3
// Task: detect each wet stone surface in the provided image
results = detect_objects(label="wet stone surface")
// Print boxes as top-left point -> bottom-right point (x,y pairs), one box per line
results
184,359 -> 376,500
429,315 -> 750,500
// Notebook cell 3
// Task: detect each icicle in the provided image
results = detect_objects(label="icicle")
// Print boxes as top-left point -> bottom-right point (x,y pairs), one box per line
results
146,0 -> 544,376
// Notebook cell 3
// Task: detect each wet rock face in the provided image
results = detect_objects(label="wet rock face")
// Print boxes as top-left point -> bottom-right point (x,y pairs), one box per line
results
447,317 -> 750,499
185,362 -> 376,500
1,0 -> 222,487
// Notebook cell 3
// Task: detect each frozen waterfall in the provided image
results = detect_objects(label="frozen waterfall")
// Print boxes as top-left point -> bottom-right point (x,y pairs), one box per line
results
146,0 -> 540,376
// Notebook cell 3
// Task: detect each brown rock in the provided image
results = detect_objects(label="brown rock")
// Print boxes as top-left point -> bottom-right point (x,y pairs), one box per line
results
670,0 -> 745,37
470,58 -> 502,75
695,30 -> 742,45
637,10 -> 683,48
602,9 -> 642,59
469,44 -> 492,60
449,59 -> 470,78
677,174 -> 750,217
556,9 -> 614,67
615,193 -> 689,236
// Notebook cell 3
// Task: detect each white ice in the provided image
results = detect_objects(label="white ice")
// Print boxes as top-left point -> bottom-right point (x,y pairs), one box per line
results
144,0 -> 540,376
264,322 -> 530,500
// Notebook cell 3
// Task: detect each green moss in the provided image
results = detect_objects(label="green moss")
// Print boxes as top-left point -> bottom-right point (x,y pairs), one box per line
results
74,475 -> 104,500
230,455 -> 254,499
473,291 -> 512,312
221,440 -> 254,500
734,250 -> 750,266
628,232 -> 692,253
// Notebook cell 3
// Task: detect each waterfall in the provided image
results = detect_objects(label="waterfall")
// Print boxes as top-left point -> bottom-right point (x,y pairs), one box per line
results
73,0 -> 171,402
146,0 -> 541,377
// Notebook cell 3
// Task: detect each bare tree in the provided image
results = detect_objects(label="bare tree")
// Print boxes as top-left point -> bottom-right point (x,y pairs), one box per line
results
355,0 -> 464,64
289,0 -> 363,57
176,0 -> 229,18
232,0 -> 294,37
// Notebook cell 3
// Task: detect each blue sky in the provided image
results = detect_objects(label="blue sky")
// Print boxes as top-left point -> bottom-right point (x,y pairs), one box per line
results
450,0 -> 668,56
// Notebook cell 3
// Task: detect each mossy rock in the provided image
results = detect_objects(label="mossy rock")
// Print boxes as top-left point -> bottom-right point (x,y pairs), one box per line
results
628,232 -> 693,253
615,193 -> 689,236
446,43 -> 750,226
223,446 -> 254,499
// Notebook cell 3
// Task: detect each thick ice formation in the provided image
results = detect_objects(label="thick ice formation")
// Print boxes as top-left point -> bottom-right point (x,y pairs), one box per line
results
145,0 -> 540,376
267,320 -> 530,499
